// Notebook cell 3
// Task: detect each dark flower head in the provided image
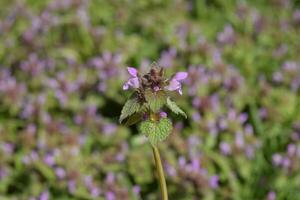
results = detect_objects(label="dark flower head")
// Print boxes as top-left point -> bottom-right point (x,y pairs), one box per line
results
122,63 -> 187,95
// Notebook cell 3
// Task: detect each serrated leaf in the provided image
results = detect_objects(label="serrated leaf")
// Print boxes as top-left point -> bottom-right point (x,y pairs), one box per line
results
139,118 -> 172,146
166,97 -> 187,118
145,90 -> 167,112
119,94 -> 141,123
139,120 -> 154,137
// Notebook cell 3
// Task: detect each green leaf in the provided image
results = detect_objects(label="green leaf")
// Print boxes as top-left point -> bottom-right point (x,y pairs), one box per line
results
139,120 -> 154,137
124,112 -> 143,126
166,97 -> 187,118
119,93 -> 141,123
139,118 -> 172,146
145,90 -> 167,112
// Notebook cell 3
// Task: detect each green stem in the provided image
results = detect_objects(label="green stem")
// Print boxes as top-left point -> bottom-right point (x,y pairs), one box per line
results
152,146 -> 168,200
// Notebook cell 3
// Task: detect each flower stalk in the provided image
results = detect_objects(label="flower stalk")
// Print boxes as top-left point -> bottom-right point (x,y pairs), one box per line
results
152,145 -> 168,200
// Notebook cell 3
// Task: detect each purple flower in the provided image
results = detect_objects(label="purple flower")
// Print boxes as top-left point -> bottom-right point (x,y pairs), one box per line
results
68,180 -> 76,194
287,144 -> 296,156
43,154 -> 55,167
159,112 -> 167,118
209,175 -> 219,189
217,24 -> 236,45
102,123 -> 117,135
267,191 -> 276,200
105,172 -> 115,184
282,157 -> 291,169
39,191 -> 49,200
165,72 -> 188,95
158,48 -> 177,68
220,142 -> 232,155
165,164 -> 177,177
272,154 -> 283,166
105,191 -> 116,200
133,185 -> 141,195
90,186 -> 101,198
123,67 -> 140,90
191,158 -> 201,173
293,9 -> 300,24
235,132 -> 244,148
55,167 -> 66,179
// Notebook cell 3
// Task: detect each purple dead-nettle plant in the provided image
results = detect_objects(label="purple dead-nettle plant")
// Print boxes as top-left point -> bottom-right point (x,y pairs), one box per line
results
119,63 -> 187,200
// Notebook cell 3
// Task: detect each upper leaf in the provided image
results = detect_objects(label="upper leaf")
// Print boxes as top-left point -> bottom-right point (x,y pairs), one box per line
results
166,97 -> 187,118
139,118 -> 172,146
124,112 -> 143,126
145,90 -> 167,112
119,93 -> 141,123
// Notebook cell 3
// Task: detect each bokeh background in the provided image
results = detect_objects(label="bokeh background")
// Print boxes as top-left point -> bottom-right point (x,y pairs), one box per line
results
1,0 -> 300,199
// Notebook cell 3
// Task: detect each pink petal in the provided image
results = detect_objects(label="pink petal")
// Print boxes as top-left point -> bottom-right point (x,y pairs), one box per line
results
178,87 -> 183,95
174,72 -> 188,81
159,112 -> 167,118
128,77 -> 139,88
165,79 -> 181,91
127,67 -> 138,77
123,82 -> 129,90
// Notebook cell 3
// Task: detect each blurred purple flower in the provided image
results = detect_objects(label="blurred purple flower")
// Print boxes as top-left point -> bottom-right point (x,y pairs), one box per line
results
192,112 -> 201,122
220,142 -> 232,155
293,9 -> 300,24
165,72 -> 188,95
105,191 -> 116,200
178,156 -> 187,168
272,153 -> 283,166
209,175 -> 219,189
235,132 -> 245,148
217,24 -> 236,45
55,167 -> 66,179
20,54 -> 46,76
287,144 -> 296,156
91,186 -> 101,198
105,172 -> 115,184
43,154 -> 55,167
191,158 -> 201,173
158,48 -> 177,68
102,123 -> 117,135
159,111 -> 167,118
0,168 -> 8,180
68,180 -> 76,194
267,191 -> 276,200
273,72 -> 283,83
39,191 -> 49,200
165,164 -> 177,177
282,157 -> 291,169
245,146 -> 255,159
133,185 -> 141,196
123,67 -> 140,90
2,143 -> 14,155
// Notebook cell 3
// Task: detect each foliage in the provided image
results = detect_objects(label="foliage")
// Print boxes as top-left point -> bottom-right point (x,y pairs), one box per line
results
0,0 -> 300,199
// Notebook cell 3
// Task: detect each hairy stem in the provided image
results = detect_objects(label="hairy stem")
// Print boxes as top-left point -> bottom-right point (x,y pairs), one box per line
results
152,146 -> 168,200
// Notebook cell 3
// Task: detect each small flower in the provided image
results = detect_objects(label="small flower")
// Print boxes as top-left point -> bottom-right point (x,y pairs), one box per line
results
220,142 -> 232,155
123,67 -> 140,90
159,111 -> 167,118
165,72 -> 188,95
209,175 -> 219,189
267,191 -> 276,200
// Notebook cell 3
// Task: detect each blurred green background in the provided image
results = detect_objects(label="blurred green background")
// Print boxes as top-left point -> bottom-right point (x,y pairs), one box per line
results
0,0 -> 300,199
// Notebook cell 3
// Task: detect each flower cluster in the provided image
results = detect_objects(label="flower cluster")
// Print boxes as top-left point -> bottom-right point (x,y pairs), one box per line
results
123,64 -> 188,95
